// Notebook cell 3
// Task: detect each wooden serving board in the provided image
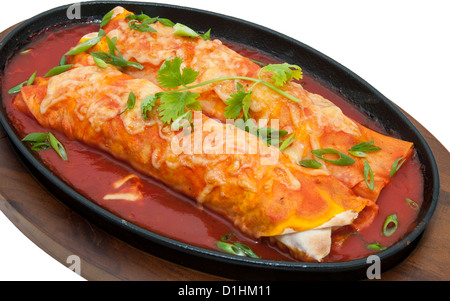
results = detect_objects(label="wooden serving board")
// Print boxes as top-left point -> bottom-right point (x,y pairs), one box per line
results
1,25 -> 449,281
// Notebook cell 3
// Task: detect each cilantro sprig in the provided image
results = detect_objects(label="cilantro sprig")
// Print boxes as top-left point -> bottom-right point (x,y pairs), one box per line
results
141,57 -> 202,123
141,56 -> 302,128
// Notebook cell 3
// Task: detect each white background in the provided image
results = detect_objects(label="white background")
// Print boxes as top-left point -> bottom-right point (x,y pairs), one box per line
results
0,0 -> 448,281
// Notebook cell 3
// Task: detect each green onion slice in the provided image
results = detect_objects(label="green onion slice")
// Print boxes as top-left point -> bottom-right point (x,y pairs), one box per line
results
217,233 -> 259,258
382,214 -> 398,237
90,51 -> 144,70
157,17 -> 175,27
248,58 -> 267,67
216,241 -> 246,257
22,132 -> 68,161
27,71 -> 37,86
257,127 -> 288,139
279,133 -> 295,151
389,156 -> 406,178
100,9 -> 114,28
299,159 -> 322,169
173,23 -> 211,40
65,30 -> 105,56
406,198 -> 420,211
233,242 -> 259,258
220,233 -> 235,241
8,81 -> 27,94
48,132 -> 68,161
93,56 -> 108,69
30,142 -> 50,151
128,19 -> 157,32
349,140 -> 382,153
44,64 -> 73,77
366,242 -> 387,251
311,148 -> 355,166
363,160 -> 375,191
348,150 -> 368,158
22,132 -> 49,143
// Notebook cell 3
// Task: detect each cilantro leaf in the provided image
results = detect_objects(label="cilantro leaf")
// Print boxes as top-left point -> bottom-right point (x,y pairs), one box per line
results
157,57 -> 199,89
119,91 -> 136,115
158,91 -> 201,124
224,82 -> 252,120
141,94 -> 159,120
261,63 -> 303,87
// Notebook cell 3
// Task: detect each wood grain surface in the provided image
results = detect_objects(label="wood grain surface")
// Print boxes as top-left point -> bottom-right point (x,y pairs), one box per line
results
0,24 -> 449,281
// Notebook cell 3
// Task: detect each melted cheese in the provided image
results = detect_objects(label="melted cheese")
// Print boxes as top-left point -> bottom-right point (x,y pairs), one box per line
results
103,174 -> 143,202
41,66 -> 160,134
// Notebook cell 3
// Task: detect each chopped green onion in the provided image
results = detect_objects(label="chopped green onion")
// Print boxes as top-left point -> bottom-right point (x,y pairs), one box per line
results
279,133 -> 295,151
382,214 -> 398,237
299,159 -> 322,169
349,140 -> 382,153
8,70 -> 36,94
248,58 -> 267,67
364,160 -> 375,191
44,64 -> 73,77
125,13 -> 153,22
257,127 -> 288,139
266,138 -> 281,147
8,81 -> 27,94
22,132 -> 49,143
366,242 -> 387,251
27,71 -> 37,86
100,9 -> 114,28
348,150 -> 367,158
128,19 -> 157,32
20,49 -> 32,54
349,140 -> 381,157
173,23 -> 211,40
216,241 -> 246,257
233,242 -> 259,258
65,30 -> 105,56
389,157 -> 406,178
157,17 -> 175,27
30,142 -> 51,151
48,132 -> 68,161
59,55 -> 67,66
220,233 -> 235,241
106,36 -> 122,58
311,148 -> 355,166
22,132 -> 68,161
90,51 -> 144,70
217,233 -> 259,258
93,56 -> 108,68
406,198 -> 420,211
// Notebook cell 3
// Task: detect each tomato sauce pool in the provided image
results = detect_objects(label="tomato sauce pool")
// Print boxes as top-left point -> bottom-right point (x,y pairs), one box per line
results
1,22 -> 424,263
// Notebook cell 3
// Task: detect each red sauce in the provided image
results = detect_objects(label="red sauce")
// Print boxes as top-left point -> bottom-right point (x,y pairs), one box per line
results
1,23 -> 424,263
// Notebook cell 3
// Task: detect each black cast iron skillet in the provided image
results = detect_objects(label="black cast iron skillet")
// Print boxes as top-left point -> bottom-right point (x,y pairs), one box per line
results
0,1 -> 440,280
